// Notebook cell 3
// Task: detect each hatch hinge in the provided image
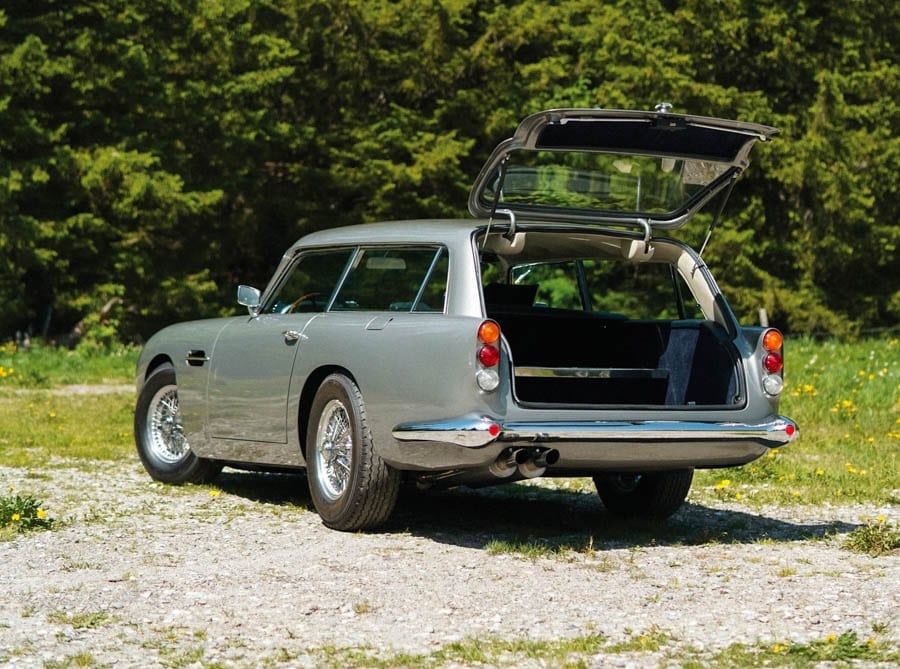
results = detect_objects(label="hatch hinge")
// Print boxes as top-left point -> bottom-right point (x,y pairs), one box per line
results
638,218 -> 652,254
698,172 -> 739,258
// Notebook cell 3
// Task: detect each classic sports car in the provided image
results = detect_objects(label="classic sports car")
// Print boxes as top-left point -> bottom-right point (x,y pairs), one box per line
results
135,105 -> 798,531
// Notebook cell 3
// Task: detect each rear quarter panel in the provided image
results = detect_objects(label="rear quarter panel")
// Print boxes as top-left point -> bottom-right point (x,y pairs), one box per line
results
292,312 -> 506,469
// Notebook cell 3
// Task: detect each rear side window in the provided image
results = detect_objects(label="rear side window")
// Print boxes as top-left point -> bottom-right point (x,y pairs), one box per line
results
582,260 -> 703,320
332,247 -> 447,312
266,250 -> 353,314
486,257 -> 703,320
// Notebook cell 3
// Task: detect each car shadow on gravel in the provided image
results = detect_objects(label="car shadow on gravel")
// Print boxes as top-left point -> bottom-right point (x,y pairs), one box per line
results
214,468 -> 315,509
211,469 -> 858,551
387,484 -> 859,552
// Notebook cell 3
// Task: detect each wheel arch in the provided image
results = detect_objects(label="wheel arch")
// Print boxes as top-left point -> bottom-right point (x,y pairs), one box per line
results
142,354 -> 176,384
297,365 -> 357,460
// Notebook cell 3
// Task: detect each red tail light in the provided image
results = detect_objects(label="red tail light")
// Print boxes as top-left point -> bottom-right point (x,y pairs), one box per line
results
764,352 -> 784,373
478,344 -> 500,367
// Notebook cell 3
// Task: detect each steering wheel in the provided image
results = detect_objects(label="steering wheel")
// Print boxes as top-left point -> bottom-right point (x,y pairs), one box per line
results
287,292 -> 322,313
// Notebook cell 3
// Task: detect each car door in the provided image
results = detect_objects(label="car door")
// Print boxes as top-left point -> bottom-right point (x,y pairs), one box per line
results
207,249 -> 353,443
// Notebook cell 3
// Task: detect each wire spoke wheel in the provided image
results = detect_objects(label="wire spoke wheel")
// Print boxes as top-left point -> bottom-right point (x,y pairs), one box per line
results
134,364 -> 221,485
314,399 -> 353,501
146,385 -> 190,464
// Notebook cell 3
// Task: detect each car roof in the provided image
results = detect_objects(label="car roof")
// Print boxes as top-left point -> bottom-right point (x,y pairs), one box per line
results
289,219 -> 480,251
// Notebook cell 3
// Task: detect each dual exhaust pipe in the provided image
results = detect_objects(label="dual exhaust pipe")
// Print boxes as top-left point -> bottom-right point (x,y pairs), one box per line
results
490,447 -> 560,479
415,446 -> 560,490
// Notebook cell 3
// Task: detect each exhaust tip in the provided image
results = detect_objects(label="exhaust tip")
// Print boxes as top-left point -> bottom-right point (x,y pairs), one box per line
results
514,448 -> 531,465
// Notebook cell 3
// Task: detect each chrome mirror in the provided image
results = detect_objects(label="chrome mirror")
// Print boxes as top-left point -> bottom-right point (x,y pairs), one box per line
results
237,285 -> 261,314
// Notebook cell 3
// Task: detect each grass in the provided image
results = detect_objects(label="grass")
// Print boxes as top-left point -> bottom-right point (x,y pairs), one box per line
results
46,610 -> 117,630
0,492 -> 53,539
692,336 -> 899,506
0,391 -> 134,467
297,628 -> 900,668
842,518 -> 900,556
0,340 -> 138,388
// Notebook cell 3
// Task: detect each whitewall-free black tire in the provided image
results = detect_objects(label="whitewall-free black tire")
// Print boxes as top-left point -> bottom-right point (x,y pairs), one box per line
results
306,373 -> 400,531
134,363 -> 221,484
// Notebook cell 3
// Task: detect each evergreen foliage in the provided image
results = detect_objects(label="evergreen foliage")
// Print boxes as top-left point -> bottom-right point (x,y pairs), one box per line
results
1,1 -> 896,341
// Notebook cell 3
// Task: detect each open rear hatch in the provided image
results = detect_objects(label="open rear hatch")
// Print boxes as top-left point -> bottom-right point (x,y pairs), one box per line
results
469,104 -> 778,231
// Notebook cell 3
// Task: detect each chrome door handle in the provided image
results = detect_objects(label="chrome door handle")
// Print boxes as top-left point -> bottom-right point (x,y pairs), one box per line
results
283,330 -> 302,342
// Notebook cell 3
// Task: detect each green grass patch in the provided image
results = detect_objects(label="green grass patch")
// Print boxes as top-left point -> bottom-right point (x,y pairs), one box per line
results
0,391 -> 134,467
0,340 -> 137,388
312,633 -> 610,668
0,493 -> 53,539
696,630 -> 900,668
695,336 -> 900,506
303,629 -> 898,669
46,610 -> 117,629
485,534 -> 596,559
842,518 -> 900,557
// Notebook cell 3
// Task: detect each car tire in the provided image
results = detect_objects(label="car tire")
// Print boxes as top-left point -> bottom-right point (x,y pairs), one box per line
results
134,363 -> 221,484
593,469 -> 693,520
306,373 -> 400,531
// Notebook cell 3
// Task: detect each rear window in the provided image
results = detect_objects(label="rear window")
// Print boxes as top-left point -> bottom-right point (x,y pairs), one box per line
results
481,150 -> 730,217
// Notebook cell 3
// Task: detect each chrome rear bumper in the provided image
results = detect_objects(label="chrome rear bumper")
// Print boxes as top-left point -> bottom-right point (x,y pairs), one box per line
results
391,415 -> 798,469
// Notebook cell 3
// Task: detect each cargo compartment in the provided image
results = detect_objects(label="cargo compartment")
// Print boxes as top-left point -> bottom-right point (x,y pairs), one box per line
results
489,308 -> 740,406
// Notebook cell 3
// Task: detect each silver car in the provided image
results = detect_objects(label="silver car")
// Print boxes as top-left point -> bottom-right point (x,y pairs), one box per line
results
135,106 -> 798,531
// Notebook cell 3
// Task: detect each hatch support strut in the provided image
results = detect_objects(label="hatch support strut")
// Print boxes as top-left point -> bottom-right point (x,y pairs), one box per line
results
483,155 -> 517,245
698,173 -> 739,258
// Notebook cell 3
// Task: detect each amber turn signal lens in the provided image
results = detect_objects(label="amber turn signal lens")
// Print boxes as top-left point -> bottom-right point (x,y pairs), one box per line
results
478,320 -> 501,344
762,329 -> 783,351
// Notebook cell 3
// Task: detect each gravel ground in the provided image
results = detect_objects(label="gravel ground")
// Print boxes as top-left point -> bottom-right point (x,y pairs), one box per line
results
1,460 -> 898,668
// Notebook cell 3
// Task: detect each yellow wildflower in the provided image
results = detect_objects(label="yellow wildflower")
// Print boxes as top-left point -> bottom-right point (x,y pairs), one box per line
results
714,479 -> 731,490
815,469 -> 825,476
773,644 -> 784,654
11,513 -> 20,522
37,509 -> 47,520
825,633 -> 837,644
208,489 -> 221,497
876,515 -> 886,523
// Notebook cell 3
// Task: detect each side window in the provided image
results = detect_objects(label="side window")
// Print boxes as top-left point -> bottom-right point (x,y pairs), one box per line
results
413,248 -> 449,312
510,261 -> 584,310
266,250 -> 352,314
332,247 -> 447,312
582,259 -> 704,320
